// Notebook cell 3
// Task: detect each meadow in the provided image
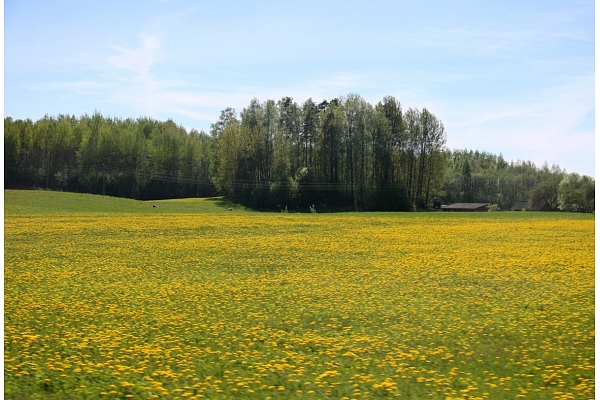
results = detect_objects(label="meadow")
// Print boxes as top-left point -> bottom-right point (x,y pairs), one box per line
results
4,190 -> 595,399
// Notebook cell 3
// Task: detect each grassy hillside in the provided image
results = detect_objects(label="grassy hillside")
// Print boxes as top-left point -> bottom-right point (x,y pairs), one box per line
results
4,189 -> 594,220
3,190 -> 250,215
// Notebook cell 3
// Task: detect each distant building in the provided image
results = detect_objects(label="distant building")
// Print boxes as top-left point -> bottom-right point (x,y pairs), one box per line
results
442,203 -> 489,212
510,200 -> 551,211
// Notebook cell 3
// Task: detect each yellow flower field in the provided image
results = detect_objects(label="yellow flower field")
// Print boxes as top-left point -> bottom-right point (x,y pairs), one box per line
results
4,201 -> 595,399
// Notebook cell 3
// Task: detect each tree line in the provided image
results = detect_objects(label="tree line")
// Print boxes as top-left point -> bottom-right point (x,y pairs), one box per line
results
4,114 -> 216,200
442,150 -> 594,212
3,94 -> 594,212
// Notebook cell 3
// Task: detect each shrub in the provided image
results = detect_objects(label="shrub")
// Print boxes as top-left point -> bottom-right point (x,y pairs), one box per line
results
487,203 -> 500,212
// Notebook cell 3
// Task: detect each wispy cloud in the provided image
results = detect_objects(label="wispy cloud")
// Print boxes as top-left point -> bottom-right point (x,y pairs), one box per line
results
70,35 -> 370,125
108,36 -> 160,78
439,75 -> 594,174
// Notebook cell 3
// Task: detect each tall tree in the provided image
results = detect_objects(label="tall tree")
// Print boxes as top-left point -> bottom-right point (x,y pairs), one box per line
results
403,108 -> 421,201
301,98 -> 320,169
216,113 -> 241,197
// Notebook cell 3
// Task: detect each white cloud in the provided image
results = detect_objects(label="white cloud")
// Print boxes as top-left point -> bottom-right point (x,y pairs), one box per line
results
108,36 -> 160,78
97,44 -> 370,125
439,75 -> 594,175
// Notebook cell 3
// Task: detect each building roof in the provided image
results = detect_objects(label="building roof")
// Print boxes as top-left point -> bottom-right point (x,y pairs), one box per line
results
442,203 -> 489,210
510,201 -> 530,211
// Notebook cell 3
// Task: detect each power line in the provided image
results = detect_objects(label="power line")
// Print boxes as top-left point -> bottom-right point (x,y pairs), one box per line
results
44,164 -> 409,192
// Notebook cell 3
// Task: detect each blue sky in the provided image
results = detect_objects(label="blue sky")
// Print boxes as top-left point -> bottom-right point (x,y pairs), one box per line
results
4,0 -> 595,177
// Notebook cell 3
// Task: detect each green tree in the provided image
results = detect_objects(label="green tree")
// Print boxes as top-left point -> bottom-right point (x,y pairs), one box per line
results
216,117 -> 241,197
317,99 -> 345,206
558,173 -> 595,212
301,98 -> 320,169
528,165 -> 564,210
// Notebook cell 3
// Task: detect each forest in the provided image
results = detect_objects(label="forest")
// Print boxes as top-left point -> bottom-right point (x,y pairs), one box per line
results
3,94 -> 595,212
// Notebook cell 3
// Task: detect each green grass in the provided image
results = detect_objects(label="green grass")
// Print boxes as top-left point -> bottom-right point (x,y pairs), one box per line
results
3,190 -> 252,215
3,189 -> 594,220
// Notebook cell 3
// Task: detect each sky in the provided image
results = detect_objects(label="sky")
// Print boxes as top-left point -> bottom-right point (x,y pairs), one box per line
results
4,0 -> 595,177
